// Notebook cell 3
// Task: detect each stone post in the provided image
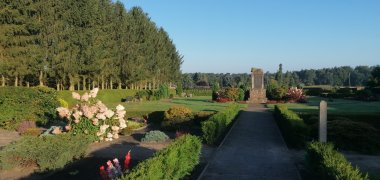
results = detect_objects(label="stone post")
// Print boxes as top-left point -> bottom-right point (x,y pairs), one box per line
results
319,100 -> 327,143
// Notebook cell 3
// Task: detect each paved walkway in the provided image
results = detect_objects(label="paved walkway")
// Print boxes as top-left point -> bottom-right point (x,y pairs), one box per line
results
200,104 -> 301,180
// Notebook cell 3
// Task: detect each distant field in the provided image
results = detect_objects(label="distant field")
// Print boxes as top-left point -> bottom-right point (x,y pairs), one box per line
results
266,96 -> 380,115
57,90 -> 246,113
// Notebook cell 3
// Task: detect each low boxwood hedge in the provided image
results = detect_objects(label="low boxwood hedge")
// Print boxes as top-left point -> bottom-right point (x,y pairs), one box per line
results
274,105 -> 309,148
306,142 -> 368,180
121,135 -> 201,180
201,104 -> 240,145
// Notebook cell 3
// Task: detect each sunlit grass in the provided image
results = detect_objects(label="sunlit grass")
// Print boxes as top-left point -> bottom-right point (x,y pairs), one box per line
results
266,96 -> 380,115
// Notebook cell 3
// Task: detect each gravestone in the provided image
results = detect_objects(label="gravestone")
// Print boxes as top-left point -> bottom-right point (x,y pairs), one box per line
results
248,68 -> 267,103
319,100 -> 327,143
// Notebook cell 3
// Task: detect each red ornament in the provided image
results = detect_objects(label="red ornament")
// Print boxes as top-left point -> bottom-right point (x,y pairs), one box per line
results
124,150 -> 131,171
99,166 -> 109,180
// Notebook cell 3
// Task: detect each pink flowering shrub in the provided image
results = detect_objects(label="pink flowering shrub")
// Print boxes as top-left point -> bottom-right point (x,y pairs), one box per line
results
286,87 -> 306,103
56,88 -> 127,142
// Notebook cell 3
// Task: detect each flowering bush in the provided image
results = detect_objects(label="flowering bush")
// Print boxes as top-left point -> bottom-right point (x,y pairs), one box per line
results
56,88 -> 127,142
286,87 -> 306,103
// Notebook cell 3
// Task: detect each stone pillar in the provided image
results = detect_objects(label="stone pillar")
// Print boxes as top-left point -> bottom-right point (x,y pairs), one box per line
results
319,100 -> 327,143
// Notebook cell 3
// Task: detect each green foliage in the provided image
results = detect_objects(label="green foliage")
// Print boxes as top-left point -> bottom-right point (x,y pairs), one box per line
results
0,1 -> 182,90
237,88 -> 245,101
224,87 -> 240,101
122,135 -> 201,180
266,79 -> 287,100
183,89 -> 212,96
0,87 -> 59,129
176,82 -> 183,95
58,98 -> 69,108
202,104 -> 240,145
0,133 -> 90,171
274,105 -> 309,148
162,106 -> 193,130
141,130 -> 169,142
158,83 -> 170,99
328,120 -> 380,154
306,142 -> 368,180
368,66 -> 380,87
71,117 -> 100,142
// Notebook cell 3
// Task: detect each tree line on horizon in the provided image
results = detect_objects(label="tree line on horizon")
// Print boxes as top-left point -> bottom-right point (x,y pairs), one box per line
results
182,65 -> 378,89
0,0 -> 182,91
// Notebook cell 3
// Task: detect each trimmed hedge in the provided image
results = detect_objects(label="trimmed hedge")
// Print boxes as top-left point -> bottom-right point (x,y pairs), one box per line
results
183,89 -> 212,96
202,104 -> 240,145
121,135 -> 201,180
306,142 -> 368,180
0,86 -> 59,129
328,120 -> 380,154
0,133 -> 91,171
274,105 -> 309,148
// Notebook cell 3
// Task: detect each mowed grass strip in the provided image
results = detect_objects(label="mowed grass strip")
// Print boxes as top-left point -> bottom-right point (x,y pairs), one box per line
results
266,96 -> 380,115
58,90 -> 246,113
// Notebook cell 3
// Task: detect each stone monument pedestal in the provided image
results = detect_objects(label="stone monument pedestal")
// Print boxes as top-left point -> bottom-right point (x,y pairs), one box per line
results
248,89 -> 267,103
247,68 -> 267,103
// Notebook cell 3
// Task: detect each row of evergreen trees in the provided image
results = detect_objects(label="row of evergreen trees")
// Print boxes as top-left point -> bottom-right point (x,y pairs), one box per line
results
182,65 -> 376,89
0,0 -> 182,90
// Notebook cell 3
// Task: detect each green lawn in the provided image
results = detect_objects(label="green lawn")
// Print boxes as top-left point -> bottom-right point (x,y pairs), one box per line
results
58,90 -> 246,113
266,96 -> 380,115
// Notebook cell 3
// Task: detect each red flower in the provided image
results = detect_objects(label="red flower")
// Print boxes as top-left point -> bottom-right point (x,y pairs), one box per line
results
99,166 -> 109,180
124,150 -> 131,171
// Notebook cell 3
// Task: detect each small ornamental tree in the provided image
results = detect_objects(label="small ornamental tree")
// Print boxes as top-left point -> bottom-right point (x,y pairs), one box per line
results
56,88 -> 127,142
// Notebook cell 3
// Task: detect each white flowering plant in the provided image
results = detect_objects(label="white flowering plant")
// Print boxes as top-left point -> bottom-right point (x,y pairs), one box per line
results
56,88 -> 127,142
285,87 -> 306,103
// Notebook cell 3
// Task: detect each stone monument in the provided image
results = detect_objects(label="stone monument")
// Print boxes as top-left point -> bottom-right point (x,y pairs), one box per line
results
248,68 -> 267,103
319,100 -> 327,143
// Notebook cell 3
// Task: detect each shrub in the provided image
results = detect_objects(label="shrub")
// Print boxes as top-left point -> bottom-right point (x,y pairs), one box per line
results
274,105 -> 309,148
237,88 -> 245,101
266,79 -> 288,100
161,106 -> 193,130
306,142 -> 368,180
328,120 -> 380,154
224,87 -> 240,101
202,104 -> 240,145
285,87 -> 306,102
56,88 -> 127,142
121,135 -> 201,179
141,130 -> 169,143
0,87 -> 59,129
0,133 -> 91,171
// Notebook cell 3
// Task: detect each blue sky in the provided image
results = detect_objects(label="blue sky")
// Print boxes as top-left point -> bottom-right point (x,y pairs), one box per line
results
120,0 -> 380,73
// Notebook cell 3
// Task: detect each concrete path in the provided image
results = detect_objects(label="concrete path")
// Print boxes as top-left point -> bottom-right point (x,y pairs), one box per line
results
200,104 -> 301,180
